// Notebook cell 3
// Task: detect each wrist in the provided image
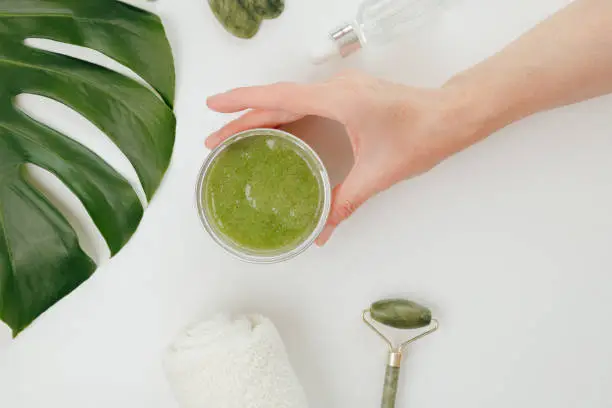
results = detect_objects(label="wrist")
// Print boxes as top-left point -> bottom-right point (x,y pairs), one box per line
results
443,73 -> 527,146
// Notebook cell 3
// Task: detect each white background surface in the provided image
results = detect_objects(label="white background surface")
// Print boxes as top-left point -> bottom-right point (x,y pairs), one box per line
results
1,0 -> 611,407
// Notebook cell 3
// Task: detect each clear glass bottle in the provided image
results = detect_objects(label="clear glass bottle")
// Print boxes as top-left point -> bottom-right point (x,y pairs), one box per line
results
312,0 -> 444,64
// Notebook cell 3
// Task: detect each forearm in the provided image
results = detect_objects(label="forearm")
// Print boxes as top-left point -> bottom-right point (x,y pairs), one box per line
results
446,0 -> 612,140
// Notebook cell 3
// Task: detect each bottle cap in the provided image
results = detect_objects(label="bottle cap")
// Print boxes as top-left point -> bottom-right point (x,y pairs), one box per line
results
311,23 -> 363,65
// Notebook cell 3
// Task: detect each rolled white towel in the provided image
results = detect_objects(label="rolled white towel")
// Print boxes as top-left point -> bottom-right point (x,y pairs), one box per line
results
164,314 -> 309,408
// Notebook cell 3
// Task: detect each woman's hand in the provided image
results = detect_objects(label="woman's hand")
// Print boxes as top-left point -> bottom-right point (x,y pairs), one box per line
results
206,71 -> 485,245
206,0 -> 612,246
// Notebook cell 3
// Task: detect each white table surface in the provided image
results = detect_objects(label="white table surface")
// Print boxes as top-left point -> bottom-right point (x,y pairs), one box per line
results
1,0 -> 611,407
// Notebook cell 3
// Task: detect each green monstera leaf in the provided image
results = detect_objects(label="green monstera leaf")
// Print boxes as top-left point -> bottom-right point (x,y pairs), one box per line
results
209,0 -> 285,39
0,0 -> 176,335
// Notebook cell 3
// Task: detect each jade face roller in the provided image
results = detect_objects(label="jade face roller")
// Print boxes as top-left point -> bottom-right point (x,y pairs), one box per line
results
363,299 -> 439,408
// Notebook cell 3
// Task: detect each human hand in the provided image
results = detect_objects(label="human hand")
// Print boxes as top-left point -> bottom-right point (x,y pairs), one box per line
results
206,71 -> 486,245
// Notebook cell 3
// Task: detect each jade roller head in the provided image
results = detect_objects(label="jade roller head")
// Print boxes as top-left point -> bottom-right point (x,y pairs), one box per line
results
363,299 -> 439,408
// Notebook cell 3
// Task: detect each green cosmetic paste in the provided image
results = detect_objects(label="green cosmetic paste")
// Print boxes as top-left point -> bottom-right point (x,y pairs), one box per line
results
204,134 -> 323,252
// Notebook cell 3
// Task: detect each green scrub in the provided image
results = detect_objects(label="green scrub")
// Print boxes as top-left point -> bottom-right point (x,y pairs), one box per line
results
204,134 -> 323,251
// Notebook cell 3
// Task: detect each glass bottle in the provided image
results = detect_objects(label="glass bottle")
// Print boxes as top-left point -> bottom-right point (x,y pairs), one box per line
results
312,0 -> 444,64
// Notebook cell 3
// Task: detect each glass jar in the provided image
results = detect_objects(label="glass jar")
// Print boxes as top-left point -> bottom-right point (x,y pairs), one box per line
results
196,128 -> 332,263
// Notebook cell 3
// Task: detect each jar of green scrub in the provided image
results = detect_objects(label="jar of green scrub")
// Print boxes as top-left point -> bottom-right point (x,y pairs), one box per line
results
196,128 -> 331,263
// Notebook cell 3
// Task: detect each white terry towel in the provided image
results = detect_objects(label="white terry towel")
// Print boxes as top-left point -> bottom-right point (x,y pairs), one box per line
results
164,314 -> 309,408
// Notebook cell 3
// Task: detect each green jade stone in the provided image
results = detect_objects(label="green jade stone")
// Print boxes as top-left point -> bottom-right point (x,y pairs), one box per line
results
208,0 -> 285,39
370,299 -> 432,330
205,134 -> 322,251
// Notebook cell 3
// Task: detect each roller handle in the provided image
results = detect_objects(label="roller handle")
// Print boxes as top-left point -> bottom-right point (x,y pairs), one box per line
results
381,364 -> 401,408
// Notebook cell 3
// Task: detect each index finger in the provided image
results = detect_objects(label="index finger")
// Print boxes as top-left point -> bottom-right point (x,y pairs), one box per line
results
207,82 -> 343,120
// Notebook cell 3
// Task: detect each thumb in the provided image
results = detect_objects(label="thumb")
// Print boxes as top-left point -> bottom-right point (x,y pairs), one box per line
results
316,169 -> 372,246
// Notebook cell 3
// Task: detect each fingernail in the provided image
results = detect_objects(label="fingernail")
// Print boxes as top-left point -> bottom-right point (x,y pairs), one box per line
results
206,95 -> 221,107
316,225 -> 335,246
208,90 -> 230,101
205,133 -> 217,149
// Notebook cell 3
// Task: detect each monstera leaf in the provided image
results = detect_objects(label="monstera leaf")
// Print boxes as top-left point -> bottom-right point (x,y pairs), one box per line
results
0,0 -> 176,335
209,0 -> 285,39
